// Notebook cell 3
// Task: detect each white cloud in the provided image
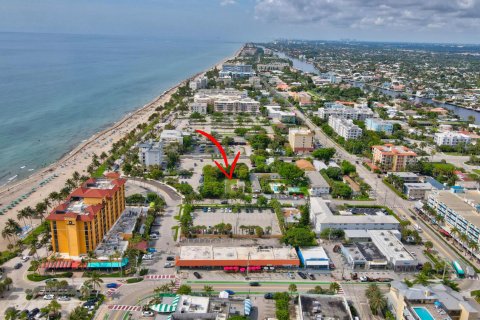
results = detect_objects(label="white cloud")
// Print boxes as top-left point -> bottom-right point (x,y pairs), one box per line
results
254,0 -> 480,31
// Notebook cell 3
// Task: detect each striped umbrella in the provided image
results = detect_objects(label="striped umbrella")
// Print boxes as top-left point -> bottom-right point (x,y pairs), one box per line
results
244,299 -> 252,316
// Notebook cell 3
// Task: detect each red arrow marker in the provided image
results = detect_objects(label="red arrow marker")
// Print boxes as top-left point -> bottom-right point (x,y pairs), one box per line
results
195,129 -> 241,180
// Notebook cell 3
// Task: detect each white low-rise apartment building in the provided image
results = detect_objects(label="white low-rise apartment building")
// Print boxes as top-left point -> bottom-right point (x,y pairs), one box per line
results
317,102 -> 374,120
160,130 -> 184,145
309,197 -> 399,233
265,105 -> 296,123
305,171 -> 330,196
193,89 -> 259,114
189,102 -> 207,114
368,230 -> 418,272
328,116 -> 363,140
434,131 -> 471,146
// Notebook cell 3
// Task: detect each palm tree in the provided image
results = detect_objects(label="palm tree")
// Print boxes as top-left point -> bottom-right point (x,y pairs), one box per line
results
451,227 -> 460,239
48,191 -> 61,205
414,273 -> 432,286
468,240 -> 479,257
80,283 -> 92,299
47,299 -> 61,319
329,282 -> 340,294
4,307 -> 18,320
155,284 -> 172,294
84,271 -> 103,297
424,241 -> 433,252
17,209 -> 29,227
3,277 -> 13,291
368,291 -> 387,315
35,202 -> 48,221
72,171 -> 81,185
288,283 -> 297,295
1,228 -> 14,245
203,285 -> 214,296
459,233 -> 469,249
365,283 -> 380,300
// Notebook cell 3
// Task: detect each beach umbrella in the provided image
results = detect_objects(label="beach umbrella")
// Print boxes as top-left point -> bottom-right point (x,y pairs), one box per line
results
244,299 -> 252,316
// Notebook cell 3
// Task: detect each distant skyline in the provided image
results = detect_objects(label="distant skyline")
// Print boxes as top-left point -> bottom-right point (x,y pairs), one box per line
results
0,0 -> 479,44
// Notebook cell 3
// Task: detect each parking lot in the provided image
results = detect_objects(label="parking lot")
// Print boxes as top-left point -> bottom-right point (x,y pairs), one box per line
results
191,207 -> 282,235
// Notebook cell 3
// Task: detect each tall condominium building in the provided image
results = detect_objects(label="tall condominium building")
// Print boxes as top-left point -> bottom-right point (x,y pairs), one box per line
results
365,118 -> 394,135
328,116 -> 363,140
257,62 -> 290,72
371,144 -> 417,172
219,64 -> 254,78
46,174 -> 126,258
427,188 -> 480,247
189,76 -> 208,91
288,128 -> 314,153
317,102 -> 374,120
138,140 -> 164,166
434,132 -> 471,146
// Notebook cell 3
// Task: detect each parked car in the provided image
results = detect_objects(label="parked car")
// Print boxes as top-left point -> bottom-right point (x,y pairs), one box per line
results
287,272 -> 295,279
359,276 -> 369,282
14,263 -> 23,269
298,271 -> 307,279
308,273 -> 316,280
21,256 -> 30,262
164,262 -> 174,268
264,293 -> 274,299
166,256 -> 175,261
143,254 -> 153,260
58,296 -> 70,301
43,294 -> 55,300
225,290 -> 235,295
106,283 -> 119,289
142,310 -> 155,317
221,200 -> 228,204
147,248 -> 157,253
193,272 -> 202,279
249,282 -> 260,287
150,234 -> 159,240
28,308 -> 40,318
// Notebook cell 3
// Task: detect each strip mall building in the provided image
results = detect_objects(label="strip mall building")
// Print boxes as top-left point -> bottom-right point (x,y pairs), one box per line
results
176,246 -> 300,270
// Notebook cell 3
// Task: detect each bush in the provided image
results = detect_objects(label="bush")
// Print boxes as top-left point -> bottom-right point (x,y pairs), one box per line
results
0,250 -> 19,265
27,272 -> 73,281
126,277 -> 143,284
139,269 -> 149,276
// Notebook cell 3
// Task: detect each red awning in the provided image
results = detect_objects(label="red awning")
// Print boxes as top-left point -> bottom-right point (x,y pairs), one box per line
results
41,260 -> 72,269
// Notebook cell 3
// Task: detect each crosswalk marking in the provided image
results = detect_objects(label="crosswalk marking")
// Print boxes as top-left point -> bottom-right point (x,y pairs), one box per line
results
144,274 -> 176,280
108,305 -> 142,312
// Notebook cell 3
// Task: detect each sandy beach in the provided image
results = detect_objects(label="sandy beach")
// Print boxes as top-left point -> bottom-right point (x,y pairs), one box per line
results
0,46 -> 242,251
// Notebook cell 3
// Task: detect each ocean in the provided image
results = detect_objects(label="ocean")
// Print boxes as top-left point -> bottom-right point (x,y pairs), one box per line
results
0,32 -> 241,186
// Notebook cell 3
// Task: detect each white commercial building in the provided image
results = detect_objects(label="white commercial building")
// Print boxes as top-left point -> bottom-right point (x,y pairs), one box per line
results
434,132 -> 471,146
403,183 -> 432,200
368,230 -> 418,271
138,141 -> 164,167
328,117 -> 363,140
265,105 -> 296,123
160,130 -> 184,145
317,102 -> 374,120
190,102 -> 207,114
305,171 -> 330,196
309,197 -> 400,233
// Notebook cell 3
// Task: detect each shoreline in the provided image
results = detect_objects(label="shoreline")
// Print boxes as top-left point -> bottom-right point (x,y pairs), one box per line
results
0,44 -> 244,250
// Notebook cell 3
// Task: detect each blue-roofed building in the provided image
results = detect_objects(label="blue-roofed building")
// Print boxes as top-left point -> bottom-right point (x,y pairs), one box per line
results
424,176 -> 448,190
297,247 -> 330,269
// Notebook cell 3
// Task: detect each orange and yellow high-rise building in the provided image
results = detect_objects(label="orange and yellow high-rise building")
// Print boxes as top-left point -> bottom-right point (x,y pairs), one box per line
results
46,173 -> 126,258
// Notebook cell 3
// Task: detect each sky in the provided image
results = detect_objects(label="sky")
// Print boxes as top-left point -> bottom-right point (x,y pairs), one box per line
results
0,0 -> 479,44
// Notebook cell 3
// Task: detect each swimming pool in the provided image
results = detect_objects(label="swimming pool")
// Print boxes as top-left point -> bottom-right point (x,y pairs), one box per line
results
413,307 -> 435,320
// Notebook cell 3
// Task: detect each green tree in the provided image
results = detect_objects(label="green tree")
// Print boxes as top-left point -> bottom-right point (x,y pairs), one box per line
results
256,195 -> 268,207
312,148 -> 336,162
68,306 -> 90,320
176,285 -> 192,295
340,160 -> 356,176
424,241 -> 433,252
329,282 -> 340,294
282,227 -> 316,246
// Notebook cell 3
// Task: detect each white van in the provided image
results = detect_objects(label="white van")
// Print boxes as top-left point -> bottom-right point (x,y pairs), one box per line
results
414,224 -> 423,232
